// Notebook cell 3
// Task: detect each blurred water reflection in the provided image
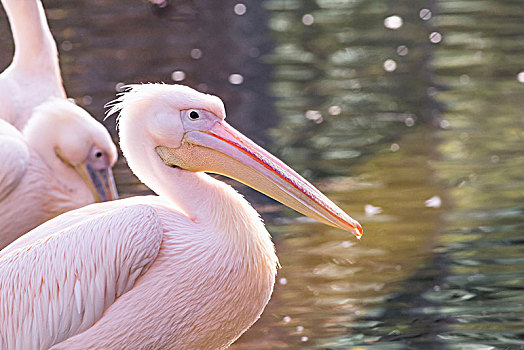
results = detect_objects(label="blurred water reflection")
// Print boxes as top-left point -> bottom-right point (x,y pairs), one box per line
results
1,0 -> 523,348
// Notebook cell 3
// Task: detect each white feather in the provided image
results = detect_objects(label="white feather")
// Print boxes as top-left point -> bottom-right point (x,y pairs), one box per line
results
74,280 -> 82,315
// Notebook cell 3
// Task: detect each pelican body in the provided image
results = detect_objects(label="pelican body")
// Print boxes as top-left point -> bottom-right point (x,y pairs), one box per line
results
0,84 -> 362,349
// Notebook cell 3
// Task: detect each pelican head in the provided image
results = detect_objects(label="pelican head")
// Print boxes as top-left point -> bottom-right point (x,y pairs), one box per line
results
24,98 -> 118,203
111,84 -> 362,238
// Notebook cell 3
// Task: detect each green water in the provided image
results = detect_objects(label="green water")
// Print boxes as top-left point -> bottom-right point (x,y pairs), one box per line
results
1,0 -> 523,348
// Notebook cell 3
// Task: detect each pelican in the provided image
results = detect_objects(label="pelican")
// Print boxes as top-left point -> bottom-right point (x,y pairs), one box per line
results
0,98 -> 118,249
0,84 -> 362,349
0,0 -> 66,130
0,0 -> 119,247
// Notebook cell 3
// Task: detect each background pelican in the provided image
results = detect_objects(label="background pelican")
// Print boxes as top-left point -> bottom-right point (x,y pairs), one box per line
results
0,0 -> 119,247
0,98 -> 118,249
0,84 -> 362,349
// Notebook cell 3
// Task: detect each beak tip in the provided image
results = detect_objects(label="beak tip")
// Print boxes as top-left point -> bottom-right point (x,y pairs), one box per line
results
339,212 -> 363,239
352,221 -> 363,239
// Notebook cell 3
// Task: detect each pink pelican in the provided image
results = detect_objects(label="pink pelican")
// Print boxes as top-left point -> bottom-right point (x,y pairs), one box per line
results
0,99 -> 118,249
0,84 -> 362,349
0,0 -> 119,247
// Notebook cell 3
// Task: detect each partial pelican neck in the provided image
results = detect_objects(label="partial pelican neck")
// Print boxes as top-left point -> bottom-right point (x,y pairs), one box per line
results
149,158 -> 278,272
123,141 -> 274,250
138,146 -> 246,226
2,0 -> 63,82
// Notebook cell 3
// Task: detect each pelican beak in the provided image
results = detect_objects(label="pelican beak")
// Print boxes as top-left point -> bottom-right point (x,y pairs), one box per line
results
54,147 -> 119,202
156,120 -> 362,238
74,163 -> 119,202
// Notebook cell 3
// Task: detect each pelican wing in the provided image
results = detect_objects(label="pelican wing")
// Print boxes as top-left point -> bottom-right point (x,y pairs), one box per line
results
0,125 -> 30,202
0,204 -> 163,350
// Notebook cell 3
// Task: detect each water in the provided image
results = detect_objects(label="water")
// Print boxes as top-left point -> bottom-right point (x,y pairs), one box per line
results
1,0 -> 523,348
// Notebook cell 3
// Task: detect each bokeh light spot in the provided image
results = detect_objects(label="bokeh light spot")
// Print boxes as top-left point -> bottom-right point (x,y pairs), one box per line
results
171,70 -> 186,82
384,15 -> 403,30
234,3 -> 247,15
229,73 -> 244,85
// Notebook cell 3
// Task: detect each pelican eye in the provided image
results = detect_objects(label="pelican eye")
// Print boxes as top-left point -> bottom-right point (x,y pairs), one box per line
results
95,152 -> 103,158
189,111 -> 200,120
